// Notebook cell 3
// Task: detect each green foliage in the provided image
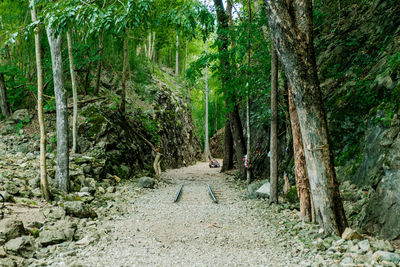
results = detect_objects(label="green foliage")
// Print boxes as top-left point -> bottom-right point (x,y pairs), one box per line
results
285,186 -> 299,204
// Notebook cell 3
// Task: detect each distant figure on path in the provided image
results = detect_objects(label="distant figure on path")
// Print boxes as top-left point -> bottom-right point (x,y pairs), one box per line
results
209,158 -> 221,168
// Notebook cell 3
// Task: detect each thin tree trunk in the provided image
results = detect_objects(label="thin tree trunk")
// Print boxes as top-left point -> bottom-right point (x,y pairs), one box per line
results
230,107 -> 247,179
246,0 -> 252,188
263,0 -> 347,234
151,32 -> 156,60
31,5 -> 50,200
270,43 -> 278,203
289,86 -> 312,222
120,32 -> 128,115
46,26 -> 69,192
204,39 -> 210,161
66,31 -> 78,154
94,30 -> 104,96
168,48 -> 171,68
175,32 -> 179,76
0,74 -> 10,118
148,32 -> 152,59
185,39 -> 188,73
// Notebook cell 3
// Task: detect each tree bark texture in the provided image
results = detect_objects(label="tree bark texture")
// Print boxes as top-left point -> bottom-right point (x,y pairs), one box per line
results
221,104 -> 234,172
120,33 -> 128,115
31,5 -> 50,201
46,26 -> 69,192
94,30 -> 104,96
269,43 -> 278,203
214,0 -> 247,179
0,74 -> 10,118
262,0 -> 347,234
246,0 -> 252,188
289,86 -> 312,222
66,31 -> 78,154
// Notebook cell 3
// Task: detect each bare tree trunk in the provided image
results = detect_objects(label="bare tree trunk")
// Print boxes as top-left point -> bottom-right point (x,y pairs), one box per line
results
151,32 -> 156,60
289,86 -> 312,222
120,32 -> 128,115
0,74 -> 10,118
94,30 -> 104,96
246,0 -> 252,188
66,31 -> 78,154
185,39 -> 188,74
148,32 -> 152,59
31,4 -> 50,200
175,32 -> 179,76
204,39 -> 211,161
46,26 -> 69,192
230,107 -> 247,179
263,0 -> 347,235
270,43 -> 278,203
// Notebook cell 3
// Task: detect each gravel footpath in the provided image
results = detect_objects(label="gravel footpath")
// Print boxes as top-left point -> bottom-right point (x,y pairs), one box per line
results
50,162 -> 310,266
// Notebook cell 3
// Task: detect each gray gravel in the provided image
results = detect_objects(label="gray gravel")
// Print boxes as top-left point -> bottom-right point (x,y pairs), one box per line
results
47,162 -> 311,266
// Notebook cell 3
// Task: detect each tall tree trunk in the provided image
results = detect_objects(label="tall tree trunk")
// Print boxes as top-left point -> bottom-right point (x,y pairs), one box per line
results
204,39 -> 211,161
66,31 -> 78,154
269,44 -> 278,203
263,0 -> 347,235
175,32 -> 179,76
120,33 -> 128,115
46,26 -> 69,192
214,0 -> 246,178
0,74 -> 10,118
94,30 -> 104,96
289,86 -> 312,222
246,0 -> 252,188
31,4 -> 50,201
221,113 -> 234,172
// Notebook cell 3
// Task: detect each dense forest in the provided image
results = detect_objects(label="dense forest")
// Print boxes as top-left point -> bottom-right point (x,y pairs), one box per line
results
0,0 -> 399,265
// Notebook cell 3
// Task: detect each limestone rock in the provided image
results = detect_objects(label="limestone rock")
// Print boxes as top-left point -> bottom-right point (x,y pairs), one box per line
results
4,236 -> 35,258
138,177 -> 156,189
0,219 -> 25,244
342,228 -> 363,241
256,182 -> 271,198
373,251 -> 400,264
38,230 -> 66,247
0,257 -> 16,267
63,201 -> 97,218
371,239 -> 394,252
358,239 -> 371,251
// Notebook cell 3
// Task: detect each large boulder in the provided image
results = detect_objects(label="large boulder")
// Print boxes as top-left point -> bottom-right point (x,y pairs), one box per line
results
0,219 -> 25,245
4,236 -> 35,258
38,220 -> 77,246
63,201 -> 97,219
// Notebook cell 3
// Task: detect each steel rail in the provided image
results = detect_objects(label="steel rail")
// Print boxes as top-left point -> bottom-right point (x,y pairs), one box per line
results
207,184 -> 218,204
173,184 -> 184,203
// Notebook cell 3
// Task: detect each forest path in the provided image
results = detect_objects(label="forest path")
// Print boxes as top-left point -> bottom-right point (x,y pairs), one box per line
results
52,162 -> 308,266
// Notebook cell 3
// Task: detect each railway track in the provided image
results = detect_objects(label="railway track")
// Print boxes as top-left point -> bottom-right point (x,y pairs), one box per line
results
173,184 -> 219,204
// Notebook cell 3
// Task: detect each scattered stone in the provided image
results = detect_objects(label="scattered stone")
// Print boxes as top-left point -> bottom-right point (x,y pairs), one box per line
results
0,257 -> 16,267
138,177 -> 156,189
4,236 -> 35,258
371,239 -> 394,252
0,246 -> 6,258
358,239 -> 370,251
38,230 -> 66,247
0,191 -> 14,203
0,219 -> 25,244
373,251 -> 400,264
341,227 -> 363,241
11,109 -> 32,123
340,256 -> 354,266
63,201 -> 97,219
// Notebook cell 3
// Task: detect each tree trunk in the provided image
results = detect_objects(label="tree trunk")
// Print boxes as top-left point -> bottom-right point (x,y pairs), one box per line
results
0,74 -> 10,118
66,31 -> 78,154
175,32 -> 179,76
168,48 -> 171,68
263,0 -> 347,235
31,5 -> 50,201
269,43 -> 278,203
289,86 -> 312,222
120,33 -> 128,115
230,106 -> 246,179
246,0 -> 252,188
221,104 -> 234,172
204,39 -> 211,161
46,26 -> 69,192
214,0 -> 246,177
94,30 -> 104,96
